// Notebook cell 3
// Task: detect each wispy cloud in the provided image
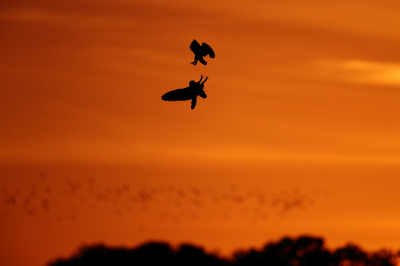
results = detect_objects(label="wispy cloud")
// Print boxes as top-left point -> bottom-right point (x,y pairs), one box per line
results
312,59 -> 400,85
0,7 -> 136,26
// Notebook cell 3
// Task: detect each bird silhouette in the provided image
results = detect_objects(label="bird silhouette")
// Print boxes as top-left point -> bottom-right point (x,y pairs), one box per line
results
190,40 -> 215,65
161,75 -> 208,109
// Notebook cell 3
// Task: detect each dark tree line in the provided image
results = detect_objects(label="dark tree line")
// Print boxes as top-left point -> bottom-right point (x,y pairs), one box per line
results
232,237 -> 397,266
49,236 -> 399,266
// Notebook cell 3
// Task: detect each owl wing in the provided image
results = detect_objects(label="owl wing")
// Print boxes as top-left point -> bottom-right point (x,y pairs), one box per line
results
190,39 -> 201,55
161,88 -> 193,101
201,42 -> 215,58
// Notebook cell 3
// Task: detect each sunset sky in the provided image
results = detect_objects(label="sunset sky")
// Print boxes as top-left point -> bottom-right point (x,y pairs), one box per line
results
1,1 -> 400,266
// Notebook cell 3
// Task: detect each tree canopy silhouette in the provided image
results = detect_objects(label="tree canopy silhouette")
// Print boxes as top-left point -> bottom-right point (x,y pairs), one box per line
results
48,236 -> 399,266
49,242 -> 225,266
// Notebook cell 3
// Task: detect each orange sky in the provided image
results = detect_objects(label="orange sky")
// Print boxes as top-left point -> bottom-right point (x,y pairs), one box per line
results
1,1 -> 400,266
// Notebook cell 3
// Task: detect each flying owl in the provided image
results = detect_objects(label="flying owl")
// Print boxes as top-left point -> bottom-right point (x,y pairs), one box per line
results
190,40 -> 215,65
161,75 -> 208,109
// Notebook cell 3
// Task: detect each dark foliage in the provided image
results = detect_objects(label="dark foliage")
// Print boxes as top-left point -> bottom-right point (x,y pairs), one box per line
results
49,242 -> 226,266
48,236 -> 398,266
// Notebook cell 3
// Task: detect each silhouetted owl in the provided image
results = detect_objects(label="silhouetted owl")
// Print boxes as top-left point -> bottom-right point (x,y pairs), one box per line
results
190,40 -> 215,65
161,75 -> 208,109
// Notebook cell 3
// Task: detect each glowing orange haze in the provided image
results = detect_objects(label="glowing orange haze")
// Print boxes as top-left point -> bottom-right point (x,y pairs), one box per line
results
1,1 -> 400,266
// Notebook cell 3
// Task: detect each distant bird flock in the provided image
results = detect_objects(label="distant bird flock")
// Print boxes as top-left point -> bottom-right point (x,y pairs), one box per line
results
0,173 -> 328,230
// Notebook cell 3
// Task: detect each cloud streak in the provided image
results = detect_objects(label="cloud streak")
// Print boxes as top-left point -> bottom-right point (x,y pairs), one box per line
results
312,59 -> 400,85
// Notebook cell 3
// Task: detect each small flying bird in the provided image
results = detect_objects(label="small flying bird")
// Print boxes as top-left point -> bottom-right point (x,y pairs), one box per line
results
161,75 -> 208,109
190,39 -> 215,65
